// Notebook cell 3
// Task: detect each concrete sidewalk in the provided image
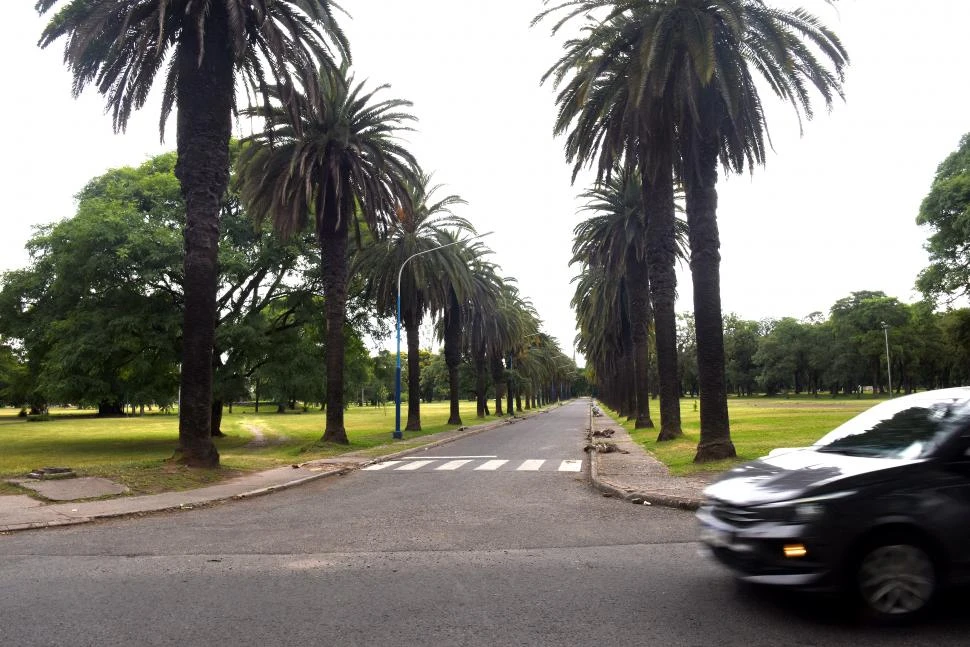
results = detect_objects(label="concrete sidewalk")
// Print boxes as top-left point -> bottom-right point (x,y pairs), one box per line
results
0,401 -> 719,533
586,408 -> 718,510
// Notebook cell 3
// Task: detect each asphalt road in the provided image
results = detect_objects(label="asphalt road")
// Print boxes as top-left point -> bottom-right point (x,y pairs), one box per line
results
1,400 -> 967,646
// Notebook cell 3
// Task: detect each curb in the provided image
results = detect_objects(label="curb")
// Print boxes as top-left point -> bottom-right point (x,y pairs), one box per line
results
584,402 -> 703,512
587,453 -> 702,511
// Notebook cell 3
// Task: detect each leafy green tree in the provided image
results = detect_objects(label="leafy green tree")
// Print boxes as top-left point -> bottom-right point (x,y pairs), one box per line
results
723,315 -> 761,397
939,309 -> 970,386
420,353 -> 449,403
0,343 -> 32,410
677,313 -> 698,398
754,318 -> 808,395
38,0 -> 347,467
917,133 -> 970,304
0,152 -> 321,423
239,63 -> 419,444
829,291 -> 909,395
252,304 -> 327,411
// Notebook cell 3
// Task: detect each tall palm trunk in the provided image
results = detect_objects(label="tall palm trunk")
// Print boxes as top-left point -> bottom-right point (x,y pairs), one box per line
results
627,251 -> 654,428
490,354 -> 506,416
506,354 -> 514,416
444,289 -> 463,425
320,206 -> 350,444
474,344 -> 488,417
684,129 -> 735,462
172,5 -> 233,467
640,141 -> 682,441
405,310 -> 422,431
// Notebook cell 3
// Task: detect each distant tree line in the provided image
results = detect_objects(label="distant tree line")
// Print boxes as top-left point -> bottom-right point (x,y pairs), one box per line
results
0,151 -> 584,427
680,293 -> 970,400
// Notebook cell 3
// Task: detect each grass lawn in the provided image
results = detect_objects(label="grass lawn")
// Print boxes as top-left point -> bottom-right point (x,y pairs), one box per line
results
0,400 -> 511,497
608,394 -> 883,476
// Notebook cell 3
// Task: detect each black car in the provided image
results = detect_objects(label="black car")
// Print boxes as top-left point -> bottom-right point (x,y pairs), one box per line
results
696,387 -> 970,621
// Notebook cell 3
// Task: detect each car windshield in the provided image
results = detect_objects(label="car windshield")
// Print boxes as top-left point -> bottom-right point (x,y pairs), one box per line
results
813,393 -> 970,459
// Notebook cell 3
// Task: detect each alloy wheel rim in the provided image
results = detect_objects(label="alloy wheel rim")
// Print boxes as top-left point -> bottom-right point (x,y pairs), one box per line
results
858,544 -> 935,615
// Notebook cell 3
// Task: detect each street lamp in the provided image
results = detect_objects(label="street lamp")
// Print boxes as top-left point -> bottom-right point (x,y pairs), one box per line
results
394,231 -> 492,439
881,321 -> 892,398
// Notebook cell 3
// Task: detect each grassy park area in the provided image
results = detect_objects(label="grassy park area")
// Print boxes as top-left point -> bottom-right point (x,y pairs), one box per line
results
0,401 -> 493,497
610,395 -> 880,476
0,395 -> 884,498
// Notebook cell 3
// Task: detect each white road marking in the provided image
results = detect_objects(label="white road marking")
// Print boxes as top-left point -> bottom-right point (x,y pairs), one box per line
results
436,460 -> 473,470
474,459 -> 509,471
398,456 -> 496,460
363,458 -> 583,472
558,460 -> 583,472
362,461 -> 400,471
395,460 -> 434,471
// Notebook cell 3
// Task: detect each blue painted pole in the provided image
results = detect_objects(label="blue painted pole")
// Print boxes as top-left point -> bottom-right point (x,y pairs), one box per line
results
394,288 -> 403,439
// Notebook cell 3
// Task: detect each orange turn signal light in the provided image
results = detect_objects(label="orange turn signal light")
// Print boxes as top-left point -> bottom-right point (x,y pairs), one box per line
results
783,544 -> 807,558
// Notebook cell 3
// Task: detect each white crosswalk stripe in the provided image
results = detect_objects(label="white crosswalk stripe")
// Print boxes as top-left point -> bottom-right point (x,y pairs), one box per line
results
395,460 -> 434,471
361,458 -> 583,473
436,460 -> 473,470
474,459 -> 509,471
362,461 -> 400,471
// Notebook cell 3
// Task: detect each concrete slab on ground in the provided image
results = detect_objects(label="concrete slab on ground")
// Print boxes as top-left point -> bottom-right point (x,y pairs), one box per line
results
0,495 -> 44,513
7,477 -> 129,501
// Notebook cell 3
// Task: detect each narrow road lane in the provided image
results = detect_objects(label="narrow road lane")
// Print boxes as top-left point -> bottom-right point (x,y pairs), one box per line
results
1,401 -> 967,645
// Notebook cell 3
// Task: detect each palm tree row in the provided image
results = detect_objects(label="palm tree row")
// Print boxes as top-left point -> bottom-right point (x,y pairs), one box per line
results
539,0 -> 847,462
571,170 -> 688,428
39,1 -> 574,466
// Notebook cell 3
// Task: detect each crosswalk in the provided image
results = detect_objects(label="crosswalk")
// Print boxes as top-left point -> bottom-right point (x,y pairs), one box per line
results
361,456 -> 583,473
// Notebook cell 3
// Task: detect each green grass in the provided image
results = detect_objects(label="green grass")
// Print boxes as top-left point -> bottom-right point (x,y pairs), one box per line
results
607,395 -> 882,476
0,400 -> 516,497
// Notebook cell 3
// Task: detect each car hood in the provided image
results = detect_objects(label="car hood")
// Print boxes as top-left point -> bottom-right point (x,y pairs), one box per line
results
704,447 -> 921,506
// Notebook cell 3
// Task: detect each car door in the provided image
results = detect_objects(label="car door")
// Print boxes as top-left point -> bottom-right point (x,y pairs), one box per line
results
936,431 -> 970,584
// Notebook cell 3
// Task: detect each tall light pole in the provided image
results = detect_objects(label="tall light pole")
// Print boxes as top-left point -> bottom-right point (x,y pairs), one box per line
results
394,232 -> 491,439
881,321 -> 892,398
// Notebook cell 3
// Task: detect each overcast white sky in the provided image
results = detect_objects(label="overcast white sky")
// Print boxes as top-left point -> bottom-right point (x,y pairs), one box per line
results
3,1 -> 969,366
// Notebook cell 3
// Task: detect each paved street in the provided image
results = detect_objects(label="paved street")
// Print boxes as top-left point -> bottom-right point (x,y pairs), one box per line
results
1,400 -> 968,646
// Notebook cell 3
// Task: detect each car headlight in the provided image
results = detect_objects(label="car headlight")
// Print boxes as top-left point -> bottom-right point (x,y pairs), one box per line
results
757,490 -> 856,523
794,502 -> 826,522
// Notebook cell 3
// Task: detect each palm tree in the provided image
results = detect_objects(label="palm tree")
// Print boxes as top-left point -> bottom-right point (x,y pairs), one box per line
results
541,0 -> 847,461
571,263 -> 631,414
354,173 -> 473,431
540,5 -> 684,442
662,0 -> 847,461
463,259 -> 505,418
37,0 -> 347,466
573,169 -> 688,428
437,237 -> 493,426
490,286 -> 540,417
238,63 -> 419,444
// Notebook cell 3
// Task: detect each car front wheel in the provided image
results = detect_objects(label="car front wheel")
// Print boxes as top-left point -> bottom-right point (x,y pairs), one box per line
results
856,541 -> 937,622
